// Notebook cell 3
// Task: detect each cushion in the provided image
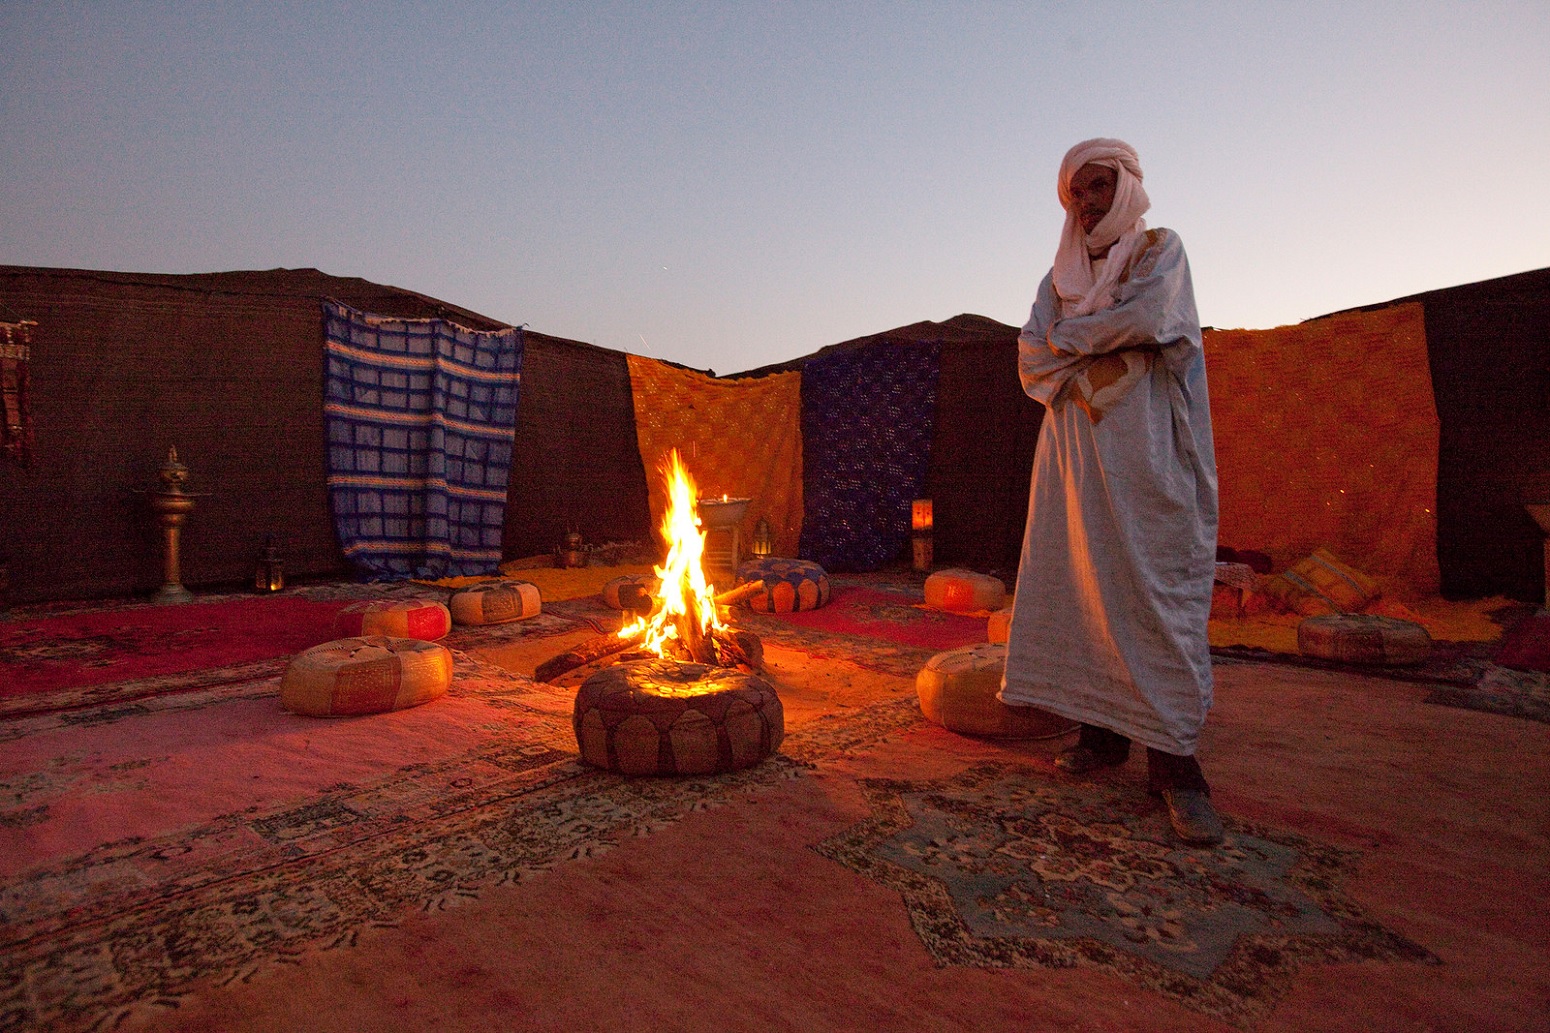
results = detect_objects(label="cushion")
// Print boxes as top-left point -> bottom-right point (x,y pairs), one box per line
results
573,659 -> 784,775
334,598 -> 452,641
602,573 -> 661,610
1265,549 -> 1379,616
924,568 -> 1007,612
280,636 -> 453,716
916,642 -> 1077,739
987,606 -> 1013,644
449,581 -> 542,626
1297,613 -> 1432,665
734,558 -> 830,614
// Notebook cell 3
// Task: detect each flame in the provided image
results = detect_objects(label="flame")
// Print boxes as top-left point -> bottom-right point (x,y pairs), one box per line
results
619,448 -> 726,659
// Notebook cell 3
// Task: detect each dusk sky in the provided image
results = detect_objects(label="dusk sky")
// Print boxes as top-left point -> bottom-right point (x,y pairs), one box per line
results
3,2 -> 1546,374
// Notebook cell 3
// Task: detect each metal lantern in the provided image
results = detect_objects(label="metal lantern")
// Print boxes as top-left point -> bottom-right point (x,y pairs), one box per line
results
751,516 -> 774,559
255,535 -> 284,593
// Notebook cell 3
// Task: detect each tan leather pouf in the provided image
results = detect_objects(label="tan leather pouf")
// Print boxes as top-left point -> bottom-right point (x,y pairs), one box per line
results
987,606 -> 1014,644
916,642 -> 1077,738
334,598 -> 452,640
573,659 -> 784,776
281,636 -> 454,717
924,568 -> 1007,612
449,581 -> 542,625
1297,613 -> 1432,665
602,574 -> 660,610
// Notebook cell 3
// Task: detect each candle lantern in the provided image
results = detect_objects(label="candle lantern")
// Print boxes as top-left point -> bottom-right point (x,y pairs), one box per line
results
254,535 -> 284,593
751,516 -> 774,559
911,498 -> 933,572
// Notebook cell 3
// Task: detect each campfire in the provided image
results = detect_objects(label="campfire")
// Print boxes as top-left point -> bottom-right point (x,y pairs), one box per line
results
554,449 -> 783,777
535,448 -> 763,685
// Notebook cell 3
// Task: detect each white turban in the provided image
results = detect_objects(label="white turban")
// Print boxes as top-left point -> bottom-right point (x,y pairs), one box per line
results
1051,138 -> 1152,318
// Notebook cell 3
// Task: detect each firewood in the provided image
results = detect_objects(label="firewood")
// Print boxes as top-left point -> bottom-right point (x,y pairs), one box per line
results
534,630 -> 644,683
713,579 -> 764,608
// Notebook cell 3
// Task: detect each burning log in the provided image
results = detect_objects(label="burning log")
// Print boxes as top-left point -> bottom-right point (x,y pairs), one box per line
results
534,629 -> 644,684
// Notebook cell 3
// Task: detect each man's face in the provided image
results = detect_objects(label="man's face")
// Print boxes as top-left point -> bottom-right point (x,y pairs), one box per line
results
1069,162 -> 1118,234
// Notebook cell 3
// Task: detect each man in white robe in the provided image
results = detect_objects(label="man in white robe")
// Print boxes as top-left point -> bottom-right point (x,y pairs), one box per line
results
998,138 -> 1223,845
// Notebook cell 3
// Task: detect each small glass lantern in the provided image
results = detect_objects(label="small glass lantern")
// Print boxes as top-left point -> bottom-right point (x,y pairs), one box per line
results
911,498 -> 933,572
254,535 -> 284,592
751,516 -> 774,559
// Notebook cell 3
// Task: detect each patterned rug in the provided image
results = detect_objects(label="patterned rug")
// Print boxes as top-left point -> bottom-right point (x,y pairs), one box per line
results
0,652 -> 920,1033
813,762 -> 1438,1029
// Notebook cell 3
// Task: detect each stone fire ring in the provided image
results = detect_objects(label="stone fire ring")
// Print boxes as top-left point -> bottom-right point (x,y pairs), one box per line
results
573,659 -> 785,776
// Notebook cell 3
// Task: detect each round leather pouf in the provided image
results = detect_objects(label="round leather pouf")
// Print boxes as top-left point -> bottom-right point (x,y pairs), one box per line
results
334,599 -> 452,641
987,606 -> 1014,644
1297,613 -> 1432,665
281,636 -> 453,717
734,558 -> 830,614
916,642 -> 1077,739
573,659 -> 784,776
449,581 -> 542,626
602,574 -> 660,610
924,568 -> 1007,612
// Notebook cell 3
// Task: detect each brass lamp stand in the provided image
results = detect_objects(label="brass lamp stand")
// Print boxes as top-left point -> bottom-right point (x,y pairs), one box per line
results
149,447 -> 197,604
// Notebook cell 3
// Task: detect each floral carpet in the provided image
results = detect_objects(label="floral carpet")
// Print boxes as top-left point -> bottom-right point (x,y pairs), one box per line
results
814,763 -> 1437,1029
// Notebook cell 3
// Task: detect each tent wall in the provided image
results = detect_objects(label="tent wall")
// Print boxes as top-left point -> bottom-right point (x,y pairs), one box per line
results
1414,269 -> 1550,602
501,334 -> 652,560
0,266 -> 653,606
2,264 -> 1545,608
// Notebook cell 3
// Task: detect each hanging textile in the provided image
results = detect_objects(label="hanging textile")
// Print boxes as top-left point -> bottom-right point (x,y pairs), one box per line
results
323,301 -> 524,578
626,355 -> 804,559
1204,302 -> 1439,596
799,338 -> 941,571
1,320 -> 34,467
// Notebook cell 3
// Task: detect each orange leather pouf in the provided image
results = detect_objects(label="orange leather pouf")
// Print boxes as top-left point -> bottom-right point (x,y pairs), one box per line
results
1297,613 -> 1433,665
916,642 -> 1076,739
573,659 -> 784,776
924,568 -> 1007,612
334,599 -> 452,641
449,581 -> 542,626
280,636 -> 453,717
987,606 -> 1014,644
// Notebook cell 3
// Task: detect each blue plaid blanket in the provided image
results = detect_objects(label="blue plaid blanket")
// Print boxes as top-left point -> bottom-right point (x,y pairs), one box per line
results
323,301 -> 524,578
799,338 -> 940,571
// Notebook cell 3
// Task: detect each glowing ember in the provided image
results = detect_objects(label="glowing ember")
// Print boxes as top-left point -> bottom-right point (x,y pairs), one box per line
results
620,448 -> 728,662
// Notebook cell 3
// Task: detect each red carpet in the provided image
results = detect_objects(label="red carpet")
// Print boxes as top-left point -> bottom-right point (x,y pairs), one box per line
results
763,586 -> 988,651
0,595 -> 351,697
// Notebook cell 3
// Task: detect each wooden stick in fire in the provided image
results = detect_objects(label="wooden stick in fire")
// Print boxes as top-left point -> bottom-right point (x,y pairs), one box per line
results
532,580 -> 766,683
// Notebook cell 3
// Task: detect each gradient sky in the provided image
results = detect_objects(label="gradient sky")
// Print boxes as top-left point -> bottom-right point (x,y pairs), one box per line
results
3,2 -> 1547,374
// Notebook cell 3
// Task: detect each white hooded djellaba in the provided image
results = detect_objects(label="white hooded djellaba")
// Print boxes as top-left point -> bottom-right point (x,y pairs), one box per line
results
997,139 -> 1218,756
